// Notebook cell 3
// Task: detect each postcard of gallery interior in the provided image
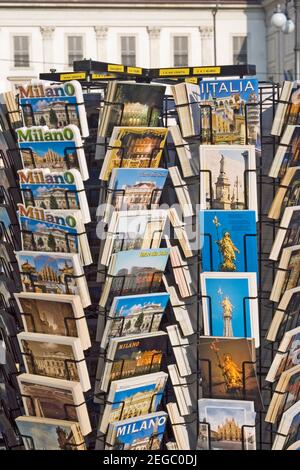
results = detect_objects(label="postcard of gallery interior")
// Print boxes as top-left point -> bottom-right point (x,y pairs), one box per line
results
17,373 -> 91,436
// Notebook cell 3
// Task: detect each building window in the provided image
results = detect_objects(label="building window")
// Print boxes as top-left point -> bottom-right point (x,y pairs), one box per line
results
13,36 -> 30,68
67,36 -> 83,66
173,36 -> 188,67
121,36 -> 136,66
233,36 -> 248,65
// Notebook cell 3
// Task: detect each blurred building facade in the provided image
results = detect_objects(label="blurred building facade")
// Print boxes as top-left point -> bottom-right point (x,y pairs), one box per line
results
0,0 -> 267,90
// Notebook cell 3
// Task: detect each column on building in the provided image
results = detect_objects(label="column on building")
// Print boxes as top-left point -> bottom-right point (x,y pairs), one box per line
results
199,26 -> 214,66
40,27 -> 55,72
94,26 -> 108,62
147,27 -> 161,68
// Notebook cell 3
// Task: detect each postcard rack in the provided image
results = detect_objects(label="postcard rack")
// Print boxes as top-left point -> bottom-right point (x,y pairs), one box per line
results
0,59 -> 296,451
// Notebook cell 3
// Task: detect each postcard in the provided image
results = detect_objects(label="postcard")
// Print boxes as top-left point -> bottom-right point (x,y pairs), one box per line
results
98,331 -> 168,392
17,81 -> 89,137
18,203 -> 79,251
99,371 -> 168,433
100,292 -> 169,349
167,402 -> 190,450
198,78 -> 260,152
199,145 -> 257,216
105,411 -> 168,450
198,337 -> 261,407
197,398 -> 256,450
104,168 -> 168,222
14,292 -> 90,350
267,287 -> 300,342
266,326 -> 300,383
99,248 -> 170,306
270,245 -> 300,303
270,206 -> 300,261
199,210 -> 258,274
15,251 -> 90,307
269,126 -> 300,179
99,127 -> 168,181
266,364 -> 300,423
98,82 -> 166,137
18,168 -> 90,224
171,82 -> 201,138
167,324 -> 193,376
272,401 -> 300,449
271,81 -> 294,136
18,204 -> 92,266
17,373 -> 91,435
16,125 -> 89,180
15,416 -> 86,450
101,209 -> 167,266
268,167 -> 300,219
17,332 -> 90,391
200,272 -> 259,347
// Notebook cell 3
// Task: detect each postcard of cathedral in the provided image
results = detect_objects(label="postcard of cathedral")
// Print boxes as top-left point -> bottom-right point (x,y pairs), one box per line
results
197,398 -> 256,451
200,272 -> 259,347
17,81 -> 89,137
198,78 -> 260,154
105,411 -> 168,450
16,125 -> 89,180
99,371 -> 168,434
198,337 -> 262,409
199,145 -> 258,217
199,209 -> 258,275
15,251 -> 90,307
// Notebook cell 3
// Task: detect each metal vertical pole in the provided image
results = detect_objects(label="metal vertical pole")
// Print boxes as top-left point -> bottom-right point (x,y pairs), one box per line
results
212,6 -> 218,66
295,0 -> 300,79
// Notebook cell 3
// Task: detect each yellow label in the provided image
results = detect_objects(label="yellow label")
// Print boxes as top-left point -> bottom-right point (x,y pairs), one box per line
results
127,66 -> 143,75
60,72 -> 86,81
185,77 -> 198,84
91,73 -> 116,79
108,64 -> 125,73
159,68 -> 190,77
193,67 -> 221,75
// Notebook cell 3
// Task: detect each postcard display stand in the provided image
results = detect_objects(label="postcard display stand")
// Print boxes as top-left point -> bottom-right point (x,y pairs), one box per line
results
0,59 -> 296,451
